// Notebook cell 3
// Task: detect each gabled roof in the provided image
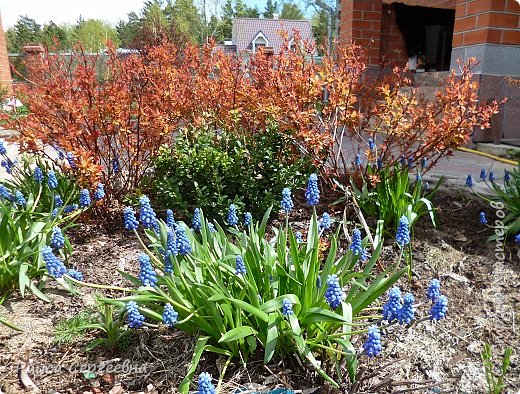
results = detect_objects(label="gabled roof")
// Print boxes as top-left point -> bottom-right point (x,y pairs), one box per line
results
231,17 -> 314,53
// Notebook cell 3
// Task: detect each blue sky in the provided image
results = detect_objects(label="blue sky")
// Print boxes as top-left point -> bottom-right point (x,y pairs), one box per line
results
0,0 -> 303,29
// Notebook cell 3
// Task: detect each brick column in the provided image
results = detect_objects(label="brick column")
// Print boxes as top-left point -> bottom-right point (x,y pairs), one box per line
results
338,0 -> 383,66
451,0 -> 520,144
0,13 -> 12,94
22,45 -> 45,83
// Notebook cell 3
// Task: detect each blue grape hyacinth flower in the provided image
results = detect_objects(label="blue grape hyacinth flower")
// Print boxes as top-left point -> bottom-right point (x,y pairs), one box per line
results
430,295 -> 448,320
360,248 -> 370,262
139,195 -> 157,229
0,185 -> 13,201
398,292 -> 415,324
0,140 -> 6,155
427,279 -> 441,302
67,269 -> 84,281
479,212 -> 487,224
47,170 -> 58,189
504,170 -> 510,183
377,157 -> 383,170
15,191 -> 26,206
198,372 -> 216,394
515,234 -> 520,244
465,174 -> 474,187
396,216 -> 410,246
176,225 -> 191,255
244,212 -> 252,226
34,166 -> 44,183
112,157 -> 120,173
138,254 -> 157,286
282,298 -> 293,316
355,153 -> 362,167
79,189 -> 91,208
281,187 -> 294,213
66,152 -> 76,169
41,246 -> 67,278
319,212 -> 332,231
295,231 -> 303,243
192,208 -> 202,231
305,173 -> 320,206
50,226 -> 65,249
363,326 -> 382,357
227,204 -> 239,226
382,287 -> 401,322
368,138 -> 375,151
126,301 -> 145,328
162,303 -> 178,328
124,207 -> 139,230
164,230 -> 177,274
54,194 -> 63,207
480,168 -> 486,181
489,171 -> 495,182
93,183 -> 105,201
349,229 -> 363,256
166,209 -> 175,229
325,274 -> 345,309
63,204 -> 78,214
235,255 -> 246,276
207,222 -> 216,233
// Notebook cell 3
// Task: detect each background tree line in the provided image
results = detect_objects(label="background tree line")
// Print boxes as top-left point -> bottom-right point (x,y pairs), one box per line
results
6,0 -> 331,53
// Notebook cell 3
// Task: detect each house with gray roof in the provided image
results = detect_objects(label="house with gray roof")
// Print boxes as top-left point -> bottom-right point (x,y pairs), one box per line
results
223,16 -> 316,55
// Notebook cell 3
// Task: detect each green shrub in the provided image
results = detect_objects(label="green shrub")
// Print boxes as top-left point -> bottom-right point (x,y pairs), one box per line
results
152,125 -> 314,220
488,165 -> 520,239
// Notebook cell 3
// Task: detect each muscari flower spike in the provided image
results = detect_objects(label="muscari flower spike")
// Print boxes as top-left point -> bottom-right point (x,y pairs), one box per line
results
166,209 -> 175,229
79,189 -> 91,208
198,372 -> 216,394
207,222 -> 216,233
480,168 -> 486,181
244,212 -> 252,226
416,172 -> 422,182
164,230 -> 177,274
66,152 -> 76,169
515,234 -> 520,244
316,276 -> 322,288
192,208 -> 202,231
50,226 -> 65,249
355,153 -> 362,167
421,158 -> 427,168
93,183 -> 105,201
430,295 -> 448,321
138,254 -> 158,286
465,174 -> 474,187
398,292 -> 415,324
139,195 -> 157,229
124,207 -> 139,230
349,229 -> 363,256
227,204 -> 239,226
407,156 -> 414,169
0,140 -> 6,155
479,212 -> 487,224
67,269 -> 83,281
360,248 -> 370,262
63,204 -> 78,214
112,157 -> 119,173
235,255 -> 246,276
319,212 -> 332,231
15,191 -> 26,206
162,303 -> 178,328
176,225 -> 191,255
368,138 -> 375,152
41,246 -> 67,278
34,166 -> 44,183
325,274 -> 345,310
489,171 -> 495,182
295,231 -> 303,243
363,325 -> 382,357
427,279 -> 441,302
281,187 -> 294,213
47,170 -> 58,189
305,173 -> 320,206
54,194 -> 63,207
504,170 -> 510,183
382,287 -> 401,322
0,184 -> 13,201
282,298 -> 293,316
126,301 -> 145,328
52,208 -> 59,217
396,216 -> 410,247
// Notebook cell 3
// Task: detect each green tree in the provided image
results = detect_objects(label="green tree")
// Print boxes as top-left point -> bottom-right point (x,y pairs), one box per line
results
73,19 -> 120,51
264,0 -> 279,18
220,0 -> 234,40
165,0 -> 203,44
41,21 -> 71,50
280,2 -> 304,19
311,9 -> 328,54
235,0 -> 260,17
6,16 -> 42,52
116,12 -> 140,48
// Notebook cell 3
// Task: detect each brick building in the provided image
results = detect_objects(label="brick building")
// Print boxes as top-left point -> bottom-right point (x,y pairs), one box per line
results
338,0 -> 520,145
0,13 -> 12,93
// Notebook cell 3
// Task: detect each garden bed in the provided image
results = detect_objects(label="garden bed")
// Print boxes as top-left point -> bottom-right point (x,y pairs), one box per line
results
0,189 -> 519,394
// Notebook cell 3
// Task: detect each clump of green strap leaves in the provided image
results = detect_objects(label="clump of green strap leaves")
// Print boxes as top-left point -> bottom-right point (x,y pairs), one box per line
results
100,205 -> 405,391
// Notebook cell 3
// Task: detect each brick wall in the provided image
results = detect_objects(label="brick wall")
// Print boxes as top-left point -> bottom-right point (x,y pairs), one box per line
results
380,4 -> 408,66
0,14 -> 12,93
453,0 -> 520,47
338,0 -> 383,65
383,0 -> 455,8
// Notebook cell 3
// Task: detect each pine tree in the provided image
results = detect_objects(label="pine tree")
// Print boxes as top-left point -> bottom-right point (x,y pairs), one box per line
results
264,0 -> 279,18
280,2 -> 304,19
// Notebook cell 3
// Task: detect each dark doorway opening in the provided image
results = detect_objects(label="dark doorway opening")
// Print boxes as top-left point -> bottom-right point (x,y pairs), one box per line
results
395,4 -> 455,71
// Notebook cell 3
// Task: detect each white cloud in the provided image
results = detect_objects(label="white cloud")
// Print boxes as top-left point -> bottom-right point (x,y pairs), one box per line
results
0,0 -> 147,28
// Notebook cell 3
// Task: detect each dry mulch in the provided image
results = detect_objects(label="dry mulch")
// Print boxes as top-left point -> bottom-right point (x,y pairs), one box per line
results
0,189 -> 519,393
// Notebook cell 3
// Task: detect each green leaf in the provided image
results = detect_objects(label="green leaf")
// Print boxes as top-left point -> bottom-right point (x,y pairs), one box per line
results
228,298 -> 269,323
219,326 -> 257,343
264,313 -> 279,364
179,336 -> 209,394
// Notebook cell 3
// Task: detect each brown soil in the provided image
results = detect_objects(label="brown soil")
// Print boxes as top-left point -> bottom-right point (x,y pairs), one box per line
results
0,190 -> 519,394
